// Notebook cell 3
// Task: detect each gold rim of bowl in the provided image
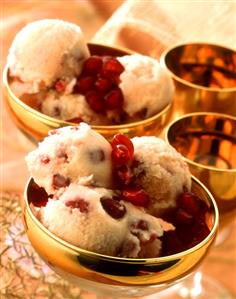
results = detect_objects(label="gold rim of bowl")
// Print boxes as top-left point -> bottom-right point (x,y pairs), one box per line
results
24,175 -> 219,264
160,42 -> 236,92
165,112 -> 236,173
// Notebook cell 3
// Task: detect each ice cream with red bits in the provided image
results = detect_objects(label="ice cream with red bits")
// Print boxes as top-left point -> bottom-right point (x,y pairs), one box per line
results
8,19 -> 174,125
26,124 -> 210,258
25,123 -> 113,195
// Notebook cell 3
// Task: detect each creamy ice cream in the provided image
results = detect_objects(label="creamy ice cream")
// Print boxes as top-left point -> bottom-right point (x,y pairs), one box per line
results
132,136 -> 192,216
26,123 -> 112,195
7,19 -> 174,126
118,54 -> 174,118
41,91 -> 110,125
26,125 -> 204,258
8,19 -> 89,94
36,183 -> 173,258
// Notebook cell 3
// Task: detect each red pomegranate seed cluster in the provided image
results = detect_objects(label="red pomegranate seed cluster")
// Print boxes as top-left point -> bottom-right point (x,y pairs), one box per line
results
73,55 -> 125,114
160,191 -> 210,255
111,134 -> 150,208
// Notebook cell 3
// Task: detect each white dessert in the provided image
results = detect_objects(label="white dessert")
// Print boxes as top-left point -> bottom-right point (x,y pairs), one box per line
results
41,91 -> 109,125
132,136 -> 192,216
37,184 -> 173,258
118,54 -> 174,118
8,19 -> 89,94
26,123 -> 112,195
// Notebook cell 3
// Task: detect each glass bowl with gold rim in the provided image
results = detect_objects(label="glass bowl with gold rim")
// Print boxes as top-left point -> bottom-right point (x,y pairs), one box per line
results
3,43 -> 172,142
160,42 -> 236,120
165,112 -> 236,228
22,176 -> 218,298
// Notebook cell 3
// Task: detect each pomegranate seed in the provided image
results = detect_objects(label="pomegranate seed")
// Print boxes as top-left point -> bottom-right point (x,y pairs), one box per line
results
88,149 -> 105,163
85,90 -> 105,113
177,192 -> 200,216
100,196 -> 126,219
102,57 -> 124,77
122,186 -> 149,207
65,198 -> 89,213
102,55 -> 113,62
111,134 -> 134,158
74,76 -> 95,94
161,231 -> 184,255
105,88 -> 124,110
52,174 -> 70,189
95,77 -> 113,93
40,154 -> 50,164
54,79 -> 66,92
29,181 -> 49,207
116,165 -> 133,185
82,56 -> 103,75
112,144 -> 131,167
175,208 -> 194,225
66,117 -> 83,123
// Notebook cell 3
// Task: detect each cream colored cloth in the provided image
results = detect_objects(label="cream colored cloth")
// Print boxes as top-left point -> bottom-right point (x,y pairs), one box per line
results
92,0 -> 236,58
1,0 -> 235,192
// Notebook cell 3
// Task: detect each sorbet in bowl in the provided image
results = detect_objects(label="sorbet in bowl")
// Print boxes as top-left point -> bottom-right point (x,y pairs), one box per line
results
23,123 -> 218,296
4,19 -> 174,140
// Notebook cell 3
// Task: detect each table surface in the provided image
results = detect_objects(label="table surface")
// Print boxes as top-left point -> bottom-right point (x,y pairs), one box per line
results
1,1 -> 236,298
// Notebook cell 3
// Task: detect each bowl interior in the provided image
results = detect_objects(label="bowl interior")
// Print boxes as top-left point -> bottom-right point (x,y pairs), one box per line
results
167,113 -> 236,170
163,43 -> 236,90
23,176 -> 218,288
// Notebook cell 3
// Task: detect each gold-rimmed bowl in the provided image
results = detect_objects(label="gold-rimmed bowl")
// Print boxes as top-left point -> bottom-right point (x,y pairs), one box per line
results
23,176 -> 218,297
160,42 -> 236,119
166,112 -> 236,227
3,43 -> 172,142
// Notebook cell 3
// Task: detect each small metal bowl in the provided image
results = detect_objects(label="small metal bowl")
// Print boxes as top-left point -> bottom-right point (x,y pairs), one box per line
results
160,43 -> 236,119
3,43 -> 172,142
166,112 -> 236,226
22,176 -> 218,297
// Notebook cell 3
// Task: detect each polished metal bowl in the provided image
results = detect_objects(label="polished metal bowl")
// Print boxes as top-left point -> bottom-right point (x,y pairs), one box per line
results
3,43 -> 172,142
23,176 -> 218,297
160,42 -> 236,119
166,112 -> 236,227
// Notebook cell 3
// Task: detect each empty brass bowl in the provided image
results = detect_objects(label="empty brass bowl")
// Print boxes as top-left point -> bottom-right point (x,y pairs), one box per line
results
22,176 -> 218,297
160,43 -> 236,119
3,43 -> 172,142
166,112 -> 236,226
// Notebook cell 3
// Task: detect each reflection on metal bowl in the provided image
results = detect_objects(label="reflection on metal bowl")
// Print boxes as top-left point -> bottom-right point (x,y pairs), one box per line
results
166,112 -> 236,227
22,176 -> 218,297
160,43 -> 236,119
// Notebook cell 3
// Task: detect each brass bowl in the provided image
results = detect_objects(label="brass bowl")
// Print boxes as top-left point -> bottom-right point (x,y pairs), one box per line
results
166,112 -> 236,226
22,176 -> 218,297
160,43 -> 236,119
3,43 -> 172,142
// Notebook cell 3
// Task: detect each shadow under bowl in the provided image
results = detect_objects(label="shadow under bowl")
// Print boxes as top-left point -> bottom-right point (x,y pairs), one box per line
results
22,176 -> 218,297
3,43 -> 172,142
160,42 -> 236,118
166,112 -> 236,222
